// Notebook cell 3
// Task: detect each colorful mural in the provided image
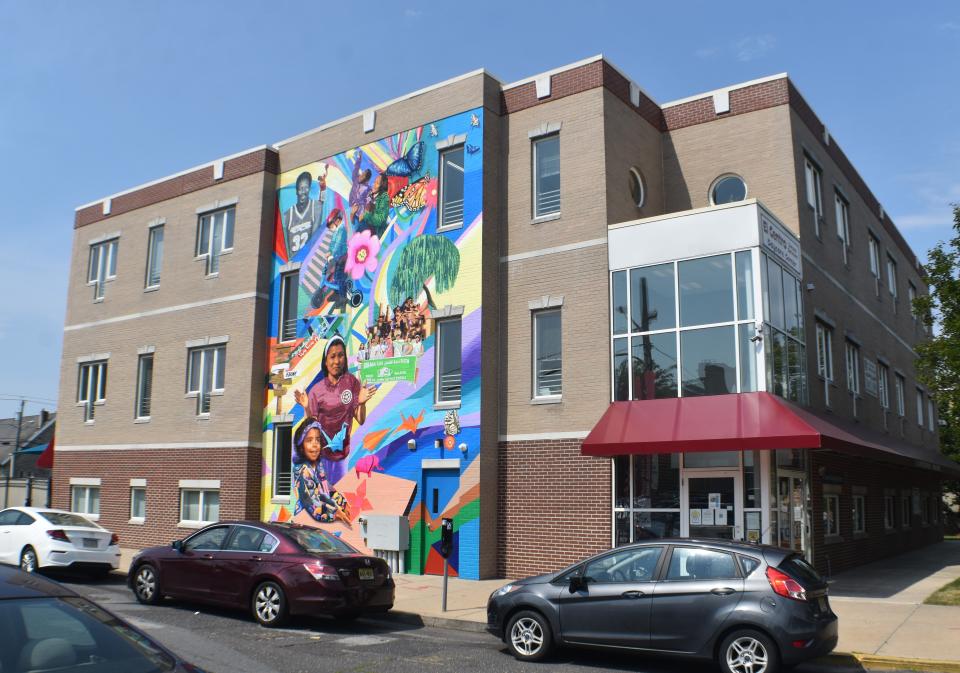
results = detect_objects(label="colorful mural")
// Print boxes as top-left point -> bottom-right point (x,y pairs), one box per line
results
261,109 -> 483,578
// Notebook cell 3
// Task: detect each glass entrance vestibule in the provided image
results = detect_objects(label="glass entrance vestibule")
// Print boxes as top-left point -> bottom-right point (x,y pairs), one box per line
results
612,449 -> 812,559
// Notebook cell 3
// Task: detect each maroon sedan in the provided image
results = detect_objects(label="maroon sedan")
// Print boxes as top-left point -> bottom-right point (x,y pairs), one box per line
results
127,521 -> 393,627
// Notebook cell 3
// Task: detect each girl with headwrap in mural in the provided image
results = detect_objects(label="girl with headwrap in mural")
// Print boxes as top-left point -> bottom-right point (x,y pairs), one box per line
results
293,335 -> 378,486
292,417 -> 351,524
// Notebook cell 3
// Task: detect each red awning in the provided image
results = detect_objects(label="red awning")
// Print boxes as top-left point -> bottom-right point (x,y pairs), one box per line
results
581,392 -> 960,476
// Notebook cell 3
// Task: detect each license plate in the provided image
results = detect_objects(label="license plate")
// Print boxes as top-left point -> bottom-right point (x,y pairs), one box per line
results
83,539 -> 98,549
358,568 -> 374,581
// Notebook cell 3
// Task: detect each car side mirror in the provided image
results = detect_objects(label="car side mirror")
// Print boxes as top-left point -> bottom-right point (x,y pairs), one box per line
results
172,540 -> 183,552
569,575 -> 586,592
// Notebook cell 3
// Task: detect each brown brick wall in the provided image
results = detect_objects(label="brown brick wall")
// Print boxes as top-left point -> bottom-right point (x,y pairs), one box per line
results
74,148 -> 278,229
809,451 -> 943,576
51,446 -> 261,550
497,438 -> 611,578
662,78 -> 790,131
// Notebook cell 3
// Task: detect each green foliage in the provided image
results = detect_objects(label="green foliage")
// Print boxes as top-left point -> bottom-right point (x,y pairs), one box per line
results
389,234 -> 461,308
914,204 -> 960,492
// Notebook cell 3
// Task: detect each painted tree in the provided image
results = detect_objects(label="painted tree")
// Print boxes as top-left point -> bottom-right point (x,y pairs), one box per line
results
914,204 -> 960,497
389,234 -> 461,309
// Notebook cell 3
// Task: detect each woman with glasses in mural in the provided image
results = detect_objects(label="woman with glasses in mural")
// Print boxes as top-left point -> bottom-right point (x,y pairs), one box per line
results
293,336 -> 378,487
292,417 -> 351,524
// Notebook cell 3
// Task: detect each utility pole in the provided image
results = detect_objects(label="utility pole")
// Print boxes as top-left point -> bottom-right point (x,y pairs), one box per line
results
3,399 -> 25,508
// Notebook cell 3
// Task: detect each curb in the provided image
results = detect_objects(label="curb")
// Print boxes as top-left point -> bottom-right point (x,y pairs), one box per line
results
851,652 -> 960,673
361,610 -> 489,634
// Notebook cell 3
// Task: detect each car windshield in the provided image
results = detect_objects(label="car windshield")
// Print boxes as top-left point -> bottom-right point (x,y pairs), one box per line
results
780,554 -> 824,585
39,511 -> 99,528
284,527 -> 358,554
0,596 -> 175,673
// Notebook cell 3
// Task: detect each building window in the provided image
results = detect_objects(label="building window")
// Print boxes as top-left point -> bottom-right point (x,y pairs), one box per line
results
187,345 -> 226,415
533,309 -> 562,398
135,354 -> 153,420
883,495 -> 895,530
878,363 -> 890,411
852,494 -> 866,534
886,255 -> 898,301
88,238 -> 118,301
920,494 -> 930,525
434,318 -> 462,405
196,207 -> 235,275
710,174 -> 747,205
613,455 -> 681,545
77,360 -> 107,422
928,398 -> 936,432
916,389 -> 924,428
130,487 -> 146,520
815,322 -> 833,407
145,225 -> 164,289
845,341 -> 861,396
908,283 -> 918,323
533,134 -> 560,218
895,374 -> 906,418
823,494 -> 840,536
180,489 -> 220,524
804,158 -> 823,238
629,167 -> 646,209
71,486 -> 100,516
901,495 -> 911,528
273,424 -> 292,498
868,234 -> 881,295
278,272 -> 299,343
439,145 -> 465,230
834,192 -> 851,265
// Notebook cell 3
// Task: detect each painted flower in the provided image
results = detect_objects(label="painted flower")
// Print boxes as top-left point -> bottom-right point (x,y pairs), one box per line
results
345,230 -> 381,280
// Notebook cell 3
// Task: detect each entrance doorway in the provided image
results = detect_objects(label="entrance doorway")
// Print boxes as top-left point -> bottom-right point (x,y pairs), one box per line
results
776,473 -> 808,554
681,470 -> 743,540
420,468 -> 459,576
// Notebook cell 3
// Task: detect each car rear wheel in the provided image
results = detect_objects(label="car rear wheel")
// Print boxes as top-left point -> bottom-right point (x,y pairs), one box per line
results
20,546 -> 38,573
252,581 -> 288,627
133,564 -> 161,605
719,629 -> 779,673
506,610 -> 553,661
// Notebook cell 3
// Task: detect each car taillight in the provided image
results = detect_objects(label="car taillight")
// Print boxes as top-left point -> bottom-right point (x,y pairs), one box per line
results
303,561 -> 340,581
766,566 -> 807,601
110,533 -> 120,546
46,530 -> 71,543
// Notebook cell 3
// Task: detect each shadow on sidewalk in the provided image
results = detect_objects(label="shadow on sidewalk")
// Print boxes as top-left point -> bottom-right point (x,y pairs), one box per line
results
827,540 -> 960,600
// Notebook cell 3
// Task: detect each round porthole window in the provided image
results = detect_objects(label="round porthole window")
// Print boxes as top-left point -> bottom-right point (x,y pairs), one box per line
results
710,174 -> 747,205
629,167 -> 646,209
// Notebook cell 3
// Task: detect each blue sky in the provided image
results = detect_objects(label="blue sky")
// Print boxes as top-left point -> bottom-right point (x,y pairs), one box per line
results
0,1 -> 957,419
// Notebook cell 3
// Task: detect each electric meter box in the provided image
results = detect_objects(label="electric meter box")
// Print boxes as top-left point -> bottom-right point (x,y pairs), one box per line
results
362,514 -> 410,551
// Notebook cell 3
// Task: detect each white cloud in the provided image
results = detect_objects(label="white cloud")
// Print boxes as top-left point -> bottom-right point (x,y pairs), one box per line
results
404,8 -> 423,17
939,21 -> 960,31
733,34 -> 776,62
895,212 -> 954,229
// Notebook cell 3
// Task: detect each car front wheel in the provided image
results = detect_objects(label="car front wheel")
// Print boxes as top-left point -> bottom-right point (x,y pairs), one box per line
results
132,564 -> 161,605
20,546 -> 38,573
252,581 -> 288,627
506,610 -> 553,662
719,629 -> 780,673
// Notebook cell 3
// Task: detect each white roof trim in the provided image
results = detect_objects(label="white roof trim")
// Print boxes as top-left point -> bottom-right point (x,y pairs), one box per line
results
661,72 -> 788,108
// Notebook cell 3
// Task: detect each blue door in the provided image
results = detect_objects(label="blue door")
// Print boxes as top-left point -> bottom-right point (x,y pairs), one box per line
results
421,468 -> 459,575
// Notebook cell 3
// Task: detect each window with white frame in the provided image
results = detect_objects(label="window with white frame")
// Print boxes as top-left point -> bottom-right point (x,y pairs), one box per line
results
180,488 -> 220,524
878,363 -> 890,411
187,345 -> 226,415
762,254 -> 806,403
852,494 -> 866,533
196,207 -> 235,275
130,487 -> 146,520
845,341 -> 860,395
135,353 -> 153,420
71,485 -> 100,516
278,272 -> 299,343
868,233 -> 881,295
815,322 -> 833,406
901,494 -> 911,527
804,157 -> 823,237
895,374 -> 906,417
883,495 -> 895,530
533,134 -> 560,218
435,318 -> 462,405
145,225 -> 164,289
273,424 -> 292,498
908,282 -> 918,323
77,360 -> 107,422
88,238 -> 118,301
439,145 -> 465,229
886,255 -> 898,300
928,397 -> 936,432
613,454 -> 681,545
823,494 -> 840,536
835,191 -> 851,264
916,388 -> 924,428
533,309 -> 562,398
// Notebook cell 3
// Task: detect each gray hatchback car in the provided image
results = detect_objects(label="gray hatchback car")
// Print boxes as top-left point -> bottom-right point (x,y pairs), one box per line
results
487,539 -> 837,673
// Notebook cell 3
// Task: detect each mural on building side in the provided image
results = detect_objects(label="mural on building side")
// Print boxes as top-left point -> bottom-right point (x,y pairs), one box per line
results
261,109 -> 483,578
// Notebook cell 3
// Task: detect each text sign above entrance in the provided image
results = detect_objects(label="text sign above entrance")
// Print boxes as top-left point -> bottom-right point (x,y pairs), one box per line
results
759,211 -> 802,277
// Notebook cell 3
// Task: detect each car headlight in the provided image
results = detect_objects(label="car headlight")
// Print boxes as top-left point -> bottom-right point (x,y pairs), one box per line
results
491,584 -> 521,599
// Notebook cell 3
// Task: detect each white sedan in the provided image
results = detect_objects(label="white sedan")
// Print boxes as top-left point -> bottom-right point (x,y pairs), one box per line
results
0,506 -> 120,574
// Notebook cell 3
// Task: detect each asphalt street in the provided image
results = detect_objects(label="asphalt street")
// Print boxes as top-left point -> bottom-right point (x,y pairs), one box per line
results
54,573 -> 911,673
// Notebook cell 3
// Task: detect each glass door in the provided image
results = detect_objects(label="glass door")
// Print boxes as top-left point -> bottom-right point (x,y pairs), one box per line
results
681,471 -> 743,540
776,473 -> 808,554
